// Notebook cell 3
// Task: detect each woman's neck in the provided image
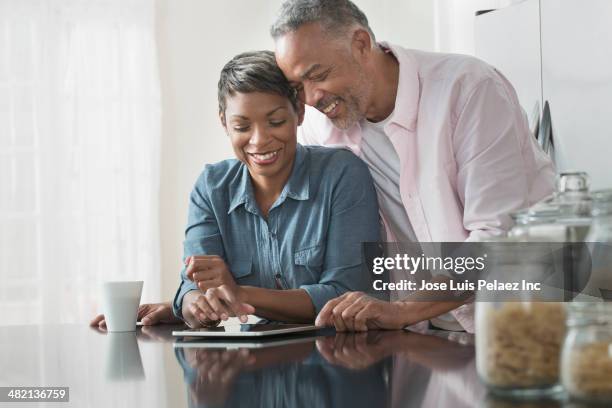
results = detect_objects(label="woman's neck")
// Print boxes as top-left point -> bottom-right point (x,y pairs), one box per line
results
250,163 -> 294,218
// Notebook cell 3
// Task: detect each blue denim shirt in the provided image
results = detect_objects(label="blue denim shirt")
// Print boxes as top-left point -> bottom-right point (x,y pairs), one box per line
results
172,144 -> 380,318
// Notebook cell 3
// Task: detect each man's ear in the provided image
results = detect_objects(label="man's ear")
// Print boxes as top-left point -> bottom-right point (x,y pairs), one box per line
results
351,28 -> 373,59
296,100 -> 305,126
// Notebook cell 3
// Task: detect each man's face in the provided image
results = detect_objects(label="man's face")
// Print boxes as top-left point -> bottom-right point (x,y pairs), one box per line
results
275,23 -> 371,130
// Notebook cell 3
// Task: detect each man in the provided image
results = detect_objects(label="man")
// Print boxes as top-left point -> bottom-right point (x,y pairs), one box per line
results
271,0 -> 555,332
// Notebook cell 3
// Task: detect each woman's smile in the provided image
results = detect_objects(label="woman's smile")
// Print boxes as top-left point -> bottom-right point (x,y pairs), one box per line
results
247,148 -> 282,165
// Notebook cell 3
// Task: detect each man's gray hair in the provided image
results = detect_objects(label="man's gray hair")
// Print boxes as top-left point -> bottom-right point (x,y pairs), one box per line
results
270,0 -> 375,41
218,50 -> 298,117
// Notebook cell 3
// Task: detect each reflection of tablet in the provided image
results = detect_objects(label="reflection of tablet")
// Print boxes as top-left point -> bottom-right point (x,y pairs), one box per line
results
172,323 -> 317,338
173,334 -> 318,349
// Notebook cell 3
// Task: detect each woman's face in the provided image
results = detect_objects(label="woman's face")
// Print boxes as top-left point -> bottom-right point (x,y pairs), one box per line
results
222,91 -> 302,184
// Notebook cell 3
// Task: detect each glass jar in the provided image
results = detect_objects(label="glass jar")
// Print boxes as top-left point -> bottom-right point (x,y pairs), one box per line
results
507,172 -> 592,242
586,189 -> 612,242
476,241 -> 566,397
477,301 -> 566,397
561,302 -> 612,404
583,190 -> 612,299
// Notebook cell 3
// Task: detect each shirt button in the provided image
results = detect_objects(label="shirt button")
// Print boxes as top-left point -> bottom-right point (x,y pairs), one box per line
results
270,231 -> 276,239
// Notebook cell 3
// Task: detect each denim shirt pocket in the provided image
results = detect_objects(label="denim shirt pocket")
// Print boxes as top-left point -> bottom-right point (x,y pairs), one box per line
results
229,259 -> 253,282
294,244 -> 325,280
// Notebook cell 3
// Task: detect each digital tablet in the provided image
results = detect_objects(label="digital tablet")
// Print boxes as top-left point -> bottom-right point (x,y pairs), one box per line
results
172,323 -> 318,338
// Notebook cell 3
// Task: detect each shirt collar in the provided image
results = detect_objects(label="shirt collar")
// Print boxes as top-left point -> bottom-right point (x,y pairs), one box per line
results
227,144 -> 309,215
282,144 -> 309,201
377,41 -> 420,132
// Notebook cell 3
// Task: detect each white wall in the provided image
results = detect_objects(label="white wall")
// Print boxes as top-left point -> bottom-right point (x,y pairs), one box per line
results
155,0 -> 436,300
434,0 -> 528,55
155,0 -> 282,302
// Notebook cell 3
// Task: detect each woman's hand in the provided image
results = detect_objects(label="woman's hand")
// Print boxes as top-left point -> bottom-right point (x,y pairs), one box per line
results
186,255 -> 238,293
185,348 -> 255,406
187,286 -> 255,325
90,301 -> 179,329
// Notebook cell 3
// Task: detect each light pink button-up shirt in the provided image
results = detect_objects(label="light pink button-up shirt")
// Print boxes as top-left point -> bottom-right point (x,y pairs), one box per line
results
298,43 -> 556,332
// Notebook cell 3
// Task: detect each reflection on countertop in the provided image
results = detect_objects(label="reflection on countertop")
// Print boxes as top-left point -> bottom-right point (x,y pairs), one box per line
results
0,324 -> 585,408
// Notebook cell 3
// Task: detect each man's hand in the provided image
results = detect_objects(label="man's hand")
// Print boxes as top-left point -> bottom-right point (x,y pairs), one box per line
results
187,285 -> 255,324
315,331 -> 413,370
315,292 -> 406,331
90,301 -> 179,329
186,255 -> 238,293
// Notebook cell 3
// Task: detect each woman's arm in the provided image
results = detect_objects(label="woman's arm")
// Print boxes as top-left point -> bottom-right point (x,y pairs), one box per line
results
299,151 -> 382,312
186,152 -> 380,324
185,256 -> 314,323
239,286 -> 315,323
183,284 -> 314,324
174,166 -> 228,323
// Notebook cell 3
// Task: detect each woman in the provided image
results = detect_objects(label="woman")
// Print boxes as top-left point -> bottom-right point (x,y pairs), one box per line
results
176,50 -> 380,328
91,50 -> 380,329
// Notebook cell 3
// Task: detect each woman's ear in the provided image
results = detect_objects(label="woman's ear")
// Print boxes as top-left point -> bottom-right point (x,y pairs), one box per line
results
219,111 -> 227,130
296,100 -> 305,126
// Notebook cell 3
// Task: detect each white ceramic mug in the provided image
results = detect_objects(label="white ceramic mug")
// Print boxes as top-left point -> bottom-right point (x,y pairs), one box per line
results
101,281 -> 143,332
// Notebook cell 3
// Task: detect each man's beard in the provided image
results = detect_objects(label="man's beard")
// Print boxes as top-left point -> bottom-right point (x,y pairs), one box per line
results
330,72 -> 370,130
331,94 -> 364,130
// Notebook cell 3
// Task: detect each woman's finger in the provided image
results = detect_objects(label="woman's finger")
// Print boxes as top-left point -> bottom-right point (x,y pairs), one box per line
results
192,269 -> 218,283
89,314 -> 105,326
204,289 -> 232,320
192,296 -> 218,322
217,286 -> 254,322
186,257 -> 212,280
137,304 -> 152,320
141,308 -> 165,325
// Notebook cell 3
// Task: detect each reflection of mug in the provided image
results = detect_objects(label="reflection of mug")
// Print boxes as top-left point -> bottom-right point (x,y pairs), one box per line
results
101,281 -> 143,332
105,332 -> 145,381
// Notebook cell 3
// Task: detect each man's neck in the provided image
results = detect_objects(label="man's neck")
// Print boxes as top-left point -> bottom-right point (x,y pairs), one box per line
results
364,46 -> 400,123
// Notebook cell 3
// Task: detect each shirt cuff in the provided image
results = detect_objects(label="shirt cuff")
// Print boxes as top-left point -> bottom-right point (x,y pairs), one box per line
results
299,283 -> 343,315
172,281 -> 198,320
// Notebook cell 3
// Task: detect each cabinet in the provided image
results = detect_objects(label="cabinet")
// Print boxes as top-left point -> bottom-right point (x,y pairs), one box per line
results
475,0 -> 612,190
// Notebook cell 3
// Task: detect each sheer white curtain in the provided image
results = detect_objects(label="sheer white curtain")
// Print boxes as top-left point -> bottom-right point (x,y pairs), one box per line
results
0,0 -> 161,325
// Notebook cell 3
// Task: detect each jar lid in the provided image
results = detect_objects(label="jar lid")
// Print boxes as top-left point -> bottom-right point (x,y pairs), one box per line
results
556,171 -> 590,193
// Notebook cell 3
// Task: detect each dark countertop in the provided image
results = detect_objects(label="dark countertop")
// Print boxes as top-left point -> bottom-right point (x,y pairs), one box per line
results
0,324 -> 576,407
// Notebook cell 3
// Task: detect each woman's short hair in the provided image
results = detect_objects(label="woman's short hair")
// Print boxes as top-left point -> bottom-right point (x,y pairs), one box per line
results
218,50 -> 298,117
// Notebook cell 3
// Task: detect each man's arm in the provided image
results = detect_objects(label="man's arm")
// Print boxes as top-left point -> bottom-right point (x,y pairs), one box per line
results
453,74 -> 554,241
316,276 -> 472,332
